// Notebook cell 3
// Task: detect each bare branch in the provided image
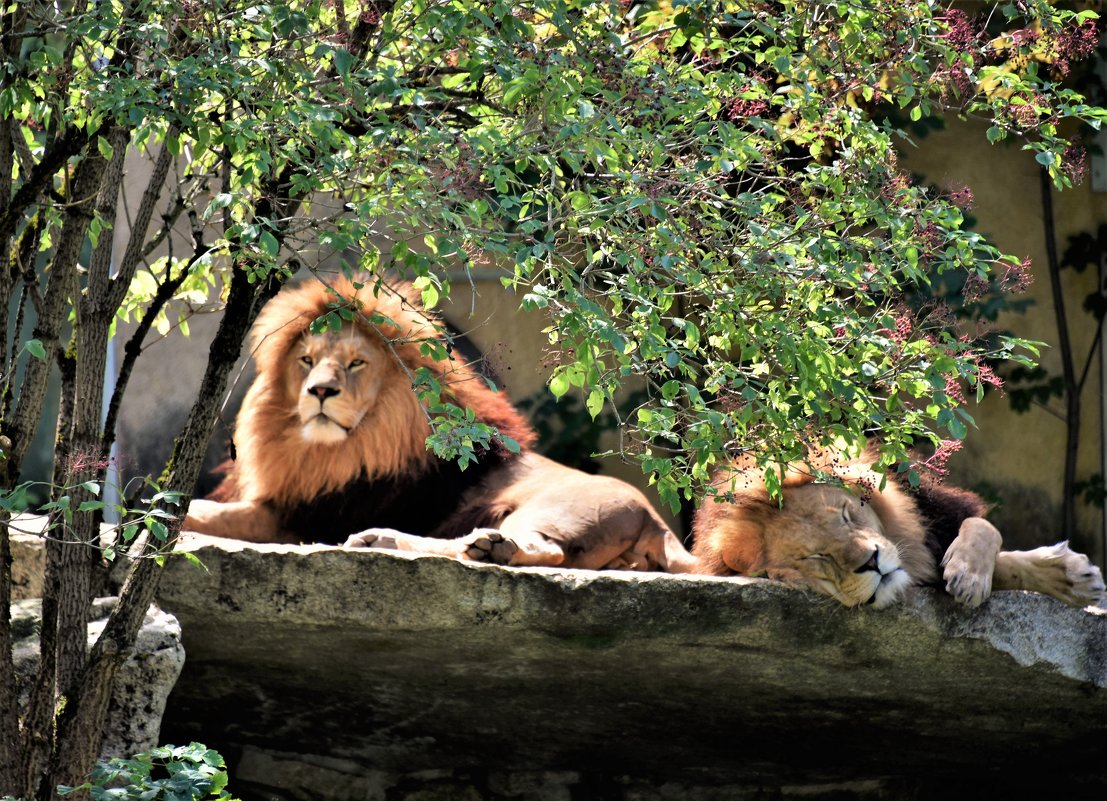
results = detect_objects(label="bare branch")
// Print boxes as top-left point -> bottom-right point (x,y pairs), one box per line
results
108,126 -> 179,312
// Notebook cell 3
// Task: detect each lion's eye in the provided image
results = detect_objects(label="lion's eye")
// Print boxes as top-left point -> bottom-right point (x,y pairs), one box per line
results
299,355 -> 314,368
348,358 -> 365,370
841,505 -> 853,524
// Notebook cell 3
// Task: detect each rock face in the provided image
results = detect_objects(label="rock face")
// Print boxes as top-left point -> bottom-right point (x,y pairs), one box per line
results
13,596 -> 186,758
156,534 -> 1107,801
10,520 -> 48,600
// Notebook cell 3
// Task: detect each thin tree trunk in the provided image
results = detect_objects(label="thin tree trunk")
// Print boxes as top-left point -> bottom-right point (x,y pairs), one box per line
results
1040,167 -> 1080,542
0,144 -> 106,486
0,18 -> 24,782
0,141 -> 110,801
0,515 -> 19,793
49,264 -> 287,797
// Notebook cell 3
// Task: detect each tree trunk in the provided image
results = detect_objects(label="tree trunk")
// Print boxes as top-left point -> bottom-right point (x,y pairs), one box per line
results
0,142 -> 105,487
1040,168 -> 1080,543
0,125 -> 121,797
48,264 -> 287,799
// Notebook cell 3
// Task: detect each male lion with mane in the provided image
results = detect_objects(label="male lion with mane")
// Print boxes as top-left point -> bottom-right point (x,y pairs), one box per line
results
691,449 -> 1105,609
184,275 -> 697,572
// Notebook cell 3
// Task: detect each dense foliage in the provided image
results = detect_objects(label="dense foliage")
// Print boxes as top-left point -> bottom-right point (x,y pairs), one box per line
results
58,743 -> 235,801
1,2 -> 1104,798
4,1 -> 1101,500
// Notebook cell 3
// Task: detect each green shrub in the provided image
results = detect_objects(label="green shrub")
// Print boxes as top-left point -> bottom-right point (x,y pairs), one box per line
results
58,744 -> 235,801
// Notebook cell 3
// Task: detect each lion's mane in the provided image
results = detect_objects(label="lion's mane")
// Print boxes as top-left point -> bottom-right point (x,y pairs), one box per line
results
692,447 -> 989,583
211,275 -> 537,543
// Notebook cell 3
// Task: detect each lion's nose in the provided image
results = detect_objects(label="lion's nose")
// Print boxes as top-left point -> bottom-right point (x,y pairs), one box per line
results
308,385 -> 340,401
854,548 -> 880,574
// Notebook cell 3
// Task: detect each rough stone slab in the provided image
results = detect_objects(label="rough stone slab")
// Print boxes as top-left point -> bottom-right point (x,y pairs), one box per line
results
13,597 -> 186,758
156,534 -> 1107,800
9,516 -> 48,600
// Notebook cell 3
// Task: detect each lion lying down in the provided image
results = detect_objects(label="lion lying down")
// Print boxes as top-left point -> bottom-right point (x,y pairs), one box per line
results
183,275 -> 697,573
183,275 -> 1103,609
691,450 -> 1106,609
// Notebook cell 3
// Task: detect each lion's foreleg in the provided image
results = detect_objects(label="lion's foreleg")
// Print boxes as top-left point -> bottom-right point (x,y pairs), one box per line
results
993,543 -> 1106,608
343,528 -> 468,558
344,526 -> 565,567
183,499 -> 289,542
941,517 -> 1002,607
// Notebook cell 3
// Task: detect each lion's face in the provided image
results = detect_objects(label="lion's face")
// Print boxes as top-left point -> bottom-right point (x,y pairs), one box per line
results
711,483 -> 913,608
287,328 -> 390,445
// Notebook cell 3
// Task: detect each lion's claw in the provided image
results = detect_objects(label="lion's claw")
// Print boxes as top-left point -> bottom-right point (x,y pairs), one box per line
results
463,529 -> 519,565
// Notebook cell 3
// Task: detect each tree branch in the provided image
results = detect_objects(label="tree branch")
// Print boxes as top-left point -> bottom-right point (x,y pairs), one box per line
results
1040,167 -> 1080,542
107,127 -> 178,313
102,217 -> 207,453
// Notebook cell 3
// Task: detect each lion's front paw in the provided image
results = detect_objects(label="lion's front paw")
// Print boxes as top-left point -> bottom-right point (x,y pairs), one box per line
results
1001,542 -> 1107,608
941,521 -> 1001,608
343,528 -> 407,550
462,529 -> 519,565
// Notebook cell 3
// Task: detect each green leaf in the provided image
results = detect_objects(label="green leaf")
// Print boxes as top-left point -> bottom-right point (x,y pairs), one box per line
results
258,229 -> 280,258
96,136 -> 114,161
1034,150 -> 1056,168
208,193 -> 233,211
25,339 -> 46,362
334,48 -> 355,76
549,371 -> 570,399
421,283 -> 440,309
585,388 -> 604,419
148,519 -> 169,542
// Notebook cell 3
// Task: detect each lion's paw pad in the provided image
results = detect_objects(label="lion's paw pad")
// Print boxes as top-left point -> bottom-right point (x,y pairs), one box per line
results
464,530 -> 518,564
343,528 -> 406,549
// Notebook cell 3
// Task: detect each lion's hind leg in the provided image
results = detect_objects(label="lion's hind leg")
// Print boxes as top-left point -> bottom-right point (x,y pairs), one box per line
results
941,517 -> 1002,608
993,542 -> 1105,608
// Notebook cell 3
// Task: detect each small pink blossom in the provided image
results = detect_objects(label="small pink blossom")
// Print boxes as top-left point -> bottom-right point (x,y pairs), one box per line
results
940,10 -> 980,50
944,375 -> 965,404
976,363 -> 1004,391
947,186 -> 974,210
920,439 -> 963,479
1000,258 -> 1034,293
1063,145 -> 1088,185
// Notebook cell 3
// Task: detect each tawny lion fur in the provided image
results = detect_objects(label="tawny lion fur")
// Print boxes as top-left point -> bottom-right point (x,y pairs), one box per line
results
691,448 -> 1105,609
184,275 -> 697,572
232,276 -> 532,505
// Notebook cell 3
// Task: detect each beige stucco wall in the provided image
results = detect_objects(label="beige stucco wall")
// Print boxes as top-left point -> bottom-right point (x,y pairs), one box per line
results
108,118 -> 1106,560
899,119 -> 1105,562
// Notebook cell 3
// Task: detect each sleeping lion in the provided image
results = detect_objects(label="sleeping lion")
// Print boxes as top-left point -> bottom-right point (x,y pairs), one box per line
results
691,449 -> 1106,609
183,275 -> 697,572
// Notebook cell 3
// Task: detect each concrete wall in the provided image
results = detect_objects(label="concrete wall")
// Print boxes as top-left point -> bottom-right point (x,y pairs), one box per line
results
901,118 -> 1106,563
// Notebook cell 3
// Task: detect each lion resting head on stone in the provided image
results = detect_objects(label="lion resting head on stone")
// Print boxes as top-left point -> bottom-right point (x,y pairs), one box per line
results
184,275 -> 696,573
691,449 -> 1105,609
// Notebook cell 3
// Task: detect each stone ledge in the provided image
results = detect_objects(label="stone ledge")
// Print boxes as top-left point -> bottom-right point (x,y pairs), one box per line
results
155,534 -> 1107,800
